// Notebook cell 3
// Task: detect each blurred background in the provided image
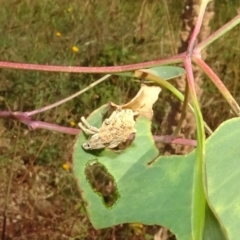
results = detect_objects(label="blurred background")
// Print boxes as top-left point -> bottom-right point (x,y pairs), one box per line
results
0,0 -> 240,239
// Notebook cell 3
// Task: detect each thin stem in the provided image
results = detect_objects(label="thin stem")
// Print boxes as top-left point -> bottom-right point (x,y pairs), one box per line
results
185,56 -> 206,240
23,118 -> 80,135
2,122 -> 21,239
153,135 -> 197,146
162,0 -> 176,54
27,74 -> 111,116
172,83 -> 189,137
32,132 -> 51,164
0,111 -> 79,135
0,53 -> 185,74
196,14 -> 240,52
134,70 -> 189,105
134,69 -> 212,135
194,57 -> 240,116
187,0 -> 210,54
0,110 -> 197,146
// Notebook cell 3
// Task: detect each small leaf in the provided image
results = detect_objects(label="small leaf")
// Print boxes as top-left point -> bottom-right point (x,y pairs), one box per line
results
139,66 -> 185,80
114,66 -> 185,80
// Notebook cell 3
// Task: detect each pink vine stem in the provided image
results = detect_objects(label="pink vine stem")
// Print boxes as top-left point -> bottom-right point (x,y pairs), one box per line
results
0,53 -> 185,73
0,109 -> 197,146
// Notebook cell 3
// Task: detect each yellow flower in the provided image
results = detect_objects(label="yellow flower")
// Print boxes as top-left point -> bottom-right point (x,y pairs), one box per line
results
129,223 -> 144,235
55,31 -> 62,37
72,46 -> 79,52
70,121 -> 76,127
68,7 -> 72,12
62,163 -> 70,171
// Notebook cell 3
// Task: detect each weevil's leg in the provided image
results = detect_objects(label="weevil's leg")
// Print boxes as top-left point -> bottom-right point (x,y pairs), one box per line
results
78,122 -> 96,135
81,117 -> 99,132
78,117 -> 99,134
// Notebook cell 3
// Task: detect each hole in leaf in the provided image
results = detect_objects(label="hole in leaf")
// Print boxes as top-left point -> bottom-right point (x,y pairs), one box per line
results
85,161 -> 119,207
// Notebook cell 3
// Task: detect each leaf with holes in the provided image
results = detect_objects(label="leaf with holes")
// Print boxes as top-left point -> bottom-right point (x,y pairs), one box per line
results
73,105 -> 240,239
73,104 -> 195,239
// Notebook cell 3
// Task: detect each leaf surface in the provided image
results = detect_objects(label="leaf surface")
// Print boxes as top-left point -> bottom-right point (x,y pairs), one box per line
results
73,107 -> 239,239
73,104 -> 194,240
115,66 -> 185,80
206,118 -> 240,240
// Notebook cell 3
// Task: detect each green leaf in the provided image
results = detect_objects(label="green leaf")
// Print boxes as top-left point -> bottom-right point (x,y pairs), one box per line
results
115,66 -> 185,80
73,104 -> 194,239
73,106 -> 238,239
203,203 -> 226,240
189,96 -> 206,240
206,117 -> 240,240
140,66 -> 185,80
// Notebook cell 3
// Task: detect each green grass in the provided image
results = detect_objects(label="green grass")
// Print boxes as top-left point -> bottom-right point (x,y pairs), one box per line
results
0,0 -> 240,239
